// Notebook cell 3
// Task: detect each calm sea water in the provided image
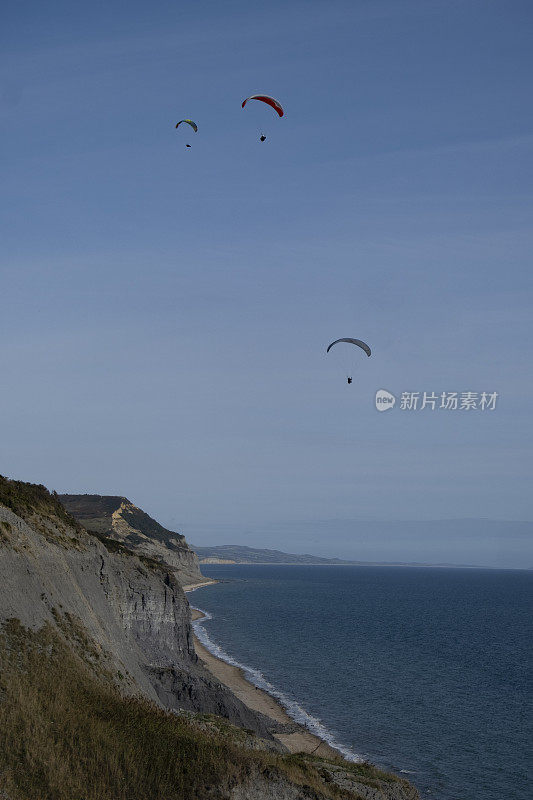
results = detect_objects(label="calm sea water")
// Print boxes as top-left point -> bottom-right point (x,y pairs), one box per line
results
190,565 -> 532,800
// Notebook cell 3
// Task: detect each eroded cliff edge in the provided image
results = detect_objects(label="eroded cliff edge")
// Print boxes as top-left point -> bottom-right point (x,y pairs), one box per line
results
59,493 -> 203,586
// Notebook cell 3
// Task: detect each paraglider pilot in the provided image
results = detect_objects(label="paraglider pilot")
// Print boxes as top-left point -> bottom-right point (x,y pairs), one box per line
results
347,377 -> 352,384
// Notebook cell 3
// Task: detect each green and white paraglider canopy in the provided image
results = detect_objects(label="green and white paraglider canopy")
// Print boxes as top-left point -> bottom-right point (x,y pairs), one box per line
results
175,119 -> 198,132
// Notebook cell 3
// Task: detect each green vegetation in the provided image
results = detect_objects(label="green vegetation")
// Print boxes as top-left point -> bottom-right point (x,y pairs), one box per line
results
0,617 -> 384,800
121,504 -> 187,546
91,530 -> 139,556
0,476 -> 77,528
0,476 -> 85,547
291,753 -> 405,787
91,531 -> 171,574
0,519 -> 12,545
59,494 -> 187,547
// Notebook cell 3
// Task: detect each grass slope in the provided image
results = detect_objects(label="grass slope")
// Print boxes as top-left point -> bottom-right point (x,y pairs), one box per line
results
0,617 -> 400,800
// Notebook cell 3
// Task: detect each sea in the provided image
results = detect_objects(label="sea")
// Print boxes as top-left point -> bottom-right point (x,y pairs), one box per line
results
189,564 -> 532,800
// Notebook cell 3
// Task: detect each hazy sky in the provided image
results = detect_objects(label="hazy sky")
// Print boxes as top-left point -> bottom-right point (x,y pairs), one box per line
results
1,1 -> 532,559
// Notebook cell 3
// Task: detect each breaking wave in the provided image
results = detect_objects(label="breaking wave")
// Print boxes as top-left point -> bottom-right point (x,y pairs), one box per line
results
191,605 -> 362,763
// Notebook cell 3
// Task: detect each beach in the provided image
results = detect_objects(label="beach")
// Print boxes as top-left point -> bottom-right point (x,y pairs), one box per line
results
182,580 -> 218,592
189,605 -> 342,760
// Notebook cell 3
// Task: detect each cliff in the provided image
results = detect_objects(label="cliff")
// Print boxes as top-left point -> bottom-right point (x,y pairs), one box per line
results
0,476 -> 419,800
0,478 -> 275,737
59,493 -> 203,585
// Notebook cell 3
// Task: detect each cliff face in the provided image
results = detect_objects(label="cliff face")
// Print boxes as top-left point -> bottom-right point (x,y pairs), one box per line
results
0,480 -> 275,738
59,493 -> 203,585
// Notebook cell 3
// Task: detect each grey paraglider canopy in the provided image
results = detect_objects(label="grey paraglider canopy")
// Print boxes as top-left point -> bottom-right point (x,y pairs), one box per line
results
326,338 -> 371,357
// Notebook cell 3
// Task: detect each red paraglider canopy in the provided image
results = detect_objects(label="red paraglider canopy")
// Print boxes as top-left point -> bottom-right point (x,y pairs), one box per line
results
241,95 -> 284,117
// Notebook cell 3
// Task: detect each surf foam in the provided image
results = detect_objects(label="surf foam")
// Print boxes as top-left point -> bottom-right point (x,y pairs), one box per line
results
191,605 -> 362,763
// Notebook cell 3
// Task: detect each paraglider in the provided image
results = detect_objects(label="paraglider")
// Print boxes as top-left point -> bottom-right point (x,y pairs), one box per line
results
326,338 -> 372,384
242,95 -> 283,141
175,119 -> 198,147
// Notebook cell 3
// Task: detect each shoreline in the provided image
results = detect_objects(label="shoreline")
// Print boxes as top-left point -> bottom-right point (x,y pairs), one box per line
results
197,560 -> 510,570
187,604 -> 346,761
181,579 -> 218,591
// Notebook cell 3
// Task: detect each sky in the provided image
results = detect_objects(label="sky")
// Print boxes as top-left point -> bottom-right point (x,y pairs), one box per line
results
1,1 -> 532,565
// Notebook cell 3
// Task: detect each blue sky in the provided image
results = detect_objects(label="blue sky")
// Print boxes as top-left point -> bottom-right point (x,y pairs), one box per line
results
1,1 -> 532,562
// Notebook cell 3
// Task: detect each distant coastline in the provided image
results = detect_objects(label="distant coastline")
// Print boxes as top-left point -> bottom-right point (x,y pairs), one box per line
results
197,560 -> 490,567
191,542 -> 525,569
189,518 -> 533,571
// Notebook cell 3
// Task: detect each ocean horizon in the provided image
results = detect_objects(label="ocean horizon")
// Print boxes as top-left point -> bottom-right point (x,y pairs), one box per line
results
190,564 -> 532,800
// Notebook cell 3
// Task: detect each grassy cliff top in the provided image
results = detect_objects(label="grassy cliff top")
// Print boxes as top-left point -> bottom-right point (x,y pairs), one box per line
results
60,493 -> 186,546
0,475 -> 83,534
59,494 -> 129,518
0,617 -> 416,800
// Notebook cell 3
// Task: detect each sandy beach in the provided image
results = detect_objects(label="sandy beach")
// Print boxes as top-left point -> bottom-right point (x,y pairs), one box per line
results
182,579 -> 218,592
189,606 -> 342,760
